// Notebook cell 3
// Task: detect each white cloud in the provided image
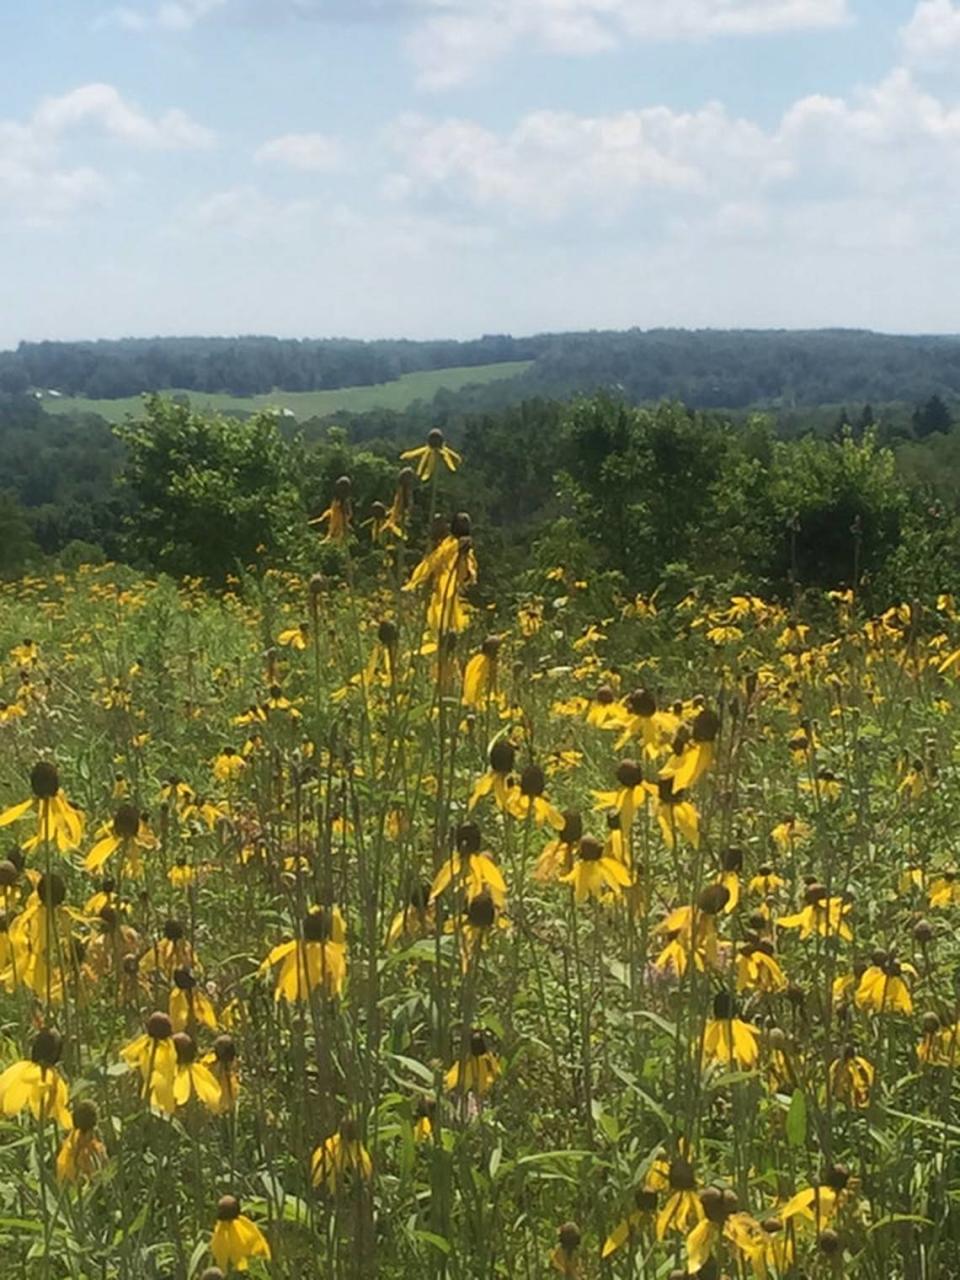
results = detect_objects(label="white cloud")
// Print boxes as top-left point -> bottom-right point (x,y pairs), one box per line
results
0,85 -> 214,226
388,69 -> 960,236
103,0 -> 851,89
901,0 -> 960,66
388,103 -> 778,221
32,84 -> 215,150
407,0 -> 852,89
107,0 -> 226,31
254,132 -> 344,172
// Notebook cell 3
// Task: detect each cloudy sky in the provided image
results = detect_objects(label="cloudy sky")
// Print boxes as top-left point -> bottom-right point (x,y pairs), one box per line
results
2,0 -> 960,347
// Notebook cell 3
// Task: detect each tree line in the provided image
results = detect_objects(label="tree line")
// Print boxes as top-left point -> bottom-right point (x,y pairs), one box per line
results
5,329 -> 960,409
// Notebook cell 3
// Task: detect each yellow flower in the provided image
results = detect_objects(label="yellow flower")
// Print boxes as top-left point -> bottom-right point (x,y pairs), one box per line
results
655,1157 -> 704,1239
701,992 -> 759,1071
828,1046 -> 875,1108
0,1029 -> 71,1128
0,761 -> 84,855
469,738 -> 518,814
309,475 -> 352,543
549,1222 -> 582,1277
311,1119 -> 373,1193
462,637 -> 504,709
212,747 -> 246,783
928,871 -> 960,908
736,942 -> 787,994
507,764 -> 564,829
533,811 -> 582,883
386,883 -> 436,948
646,776 -> 699,849
661,707 -> 719,792
686,1190 -> 767,1273
84,805 -> 155,875
171,1033 -> 222,1112
430,825 -> 507,908
413,1096 -> 436,1143
119,1011 -> 178,1113
211,1196 -> 271,1272
771,815 -> 810,850
400,428 -> 461,481
260,905 -> 347,1001
592,759 -> 646,836
748,864 -> 786,896
778,885 -> 852,941
445,1029 -> 501,1096
559,836 -> 631,904
201,1035 -> 240,1114
169,968 -> 218,1032
854,959 -> 914,1015
277,622 -> 309,650
56,1101 -> 106,1184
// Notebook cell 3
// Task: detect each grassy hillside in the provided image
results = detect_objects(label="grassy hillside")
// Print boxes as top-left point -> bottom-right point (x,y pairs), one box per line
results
38,360 -> 533,423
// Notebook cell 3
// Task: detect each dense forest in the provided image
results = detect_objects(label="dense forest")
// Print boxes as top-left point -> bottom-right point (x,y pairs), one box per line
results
6,328 -> 960,409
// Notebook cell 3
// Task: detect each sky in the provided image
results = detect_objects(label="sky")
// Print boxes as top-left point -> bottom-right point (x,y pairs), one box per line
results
2,0 -> 960,347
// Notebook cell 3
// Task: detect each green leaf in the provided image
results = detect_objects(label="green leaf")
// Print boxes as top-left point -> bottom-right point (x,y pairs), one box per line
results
786,1090 -> 807,1148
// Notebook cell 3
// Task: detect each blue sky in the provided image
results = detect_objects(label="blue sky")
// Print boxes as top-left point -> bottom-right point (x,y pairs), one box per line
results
2,0 -> 959,347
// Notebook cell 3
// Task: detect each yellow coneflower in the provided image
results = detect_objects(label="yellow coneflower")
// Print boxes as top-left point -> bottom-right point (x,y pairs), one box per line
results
592,759 -> 646,835
140,918 -> 198,980
212,747 -> 245,783
800,768 -> 843,801
686,1187 -> 767,1275
211,1196 -> 271,1271
828,1045 -> 875,1108
56,1099 -> 106,1184
652,886 -> 726,976
701,991 -> 759,1071
507,764 -> 564,829
780,1165 -> 849,1231
413,1095 -> 436,1143
715,845 -> 743,911
430,823 -> 507,909
533,811 -> 583,882
646,776 -> 699,849
854,955 -> 914,1015
559,835 -> 631,904
277,622 -> 309,650
0,761 -> 83,855
84,804 -> 154,875
469,738 -> 518,814
169,966 -> 218,1032
445,1029 -> 501,1097
549,1221 -> 582,1277
310,474 -> 353,543
401,428 -> 461,481
426,538 -> 476,637
404,516 -> 463,592
386,882 -> 436,948
655,1156 -> 704,1239
9,638 -> 39,667
928,870 -> 960,908
449,890 -> 510,970
614,688 -> 677,755
383,466 -> 416,537
82,907 -> 140,981
771,815 -> 810,850
664,707 -> 720,792
736,940 -> 788,994
171,1033 -> 222,1113
120,1011 -> 178,1114
0,1028 -> 71,1128
8,872 -> 87,1002
201,1035 -> 240,1114
778,883 -> 853,941
462,636 -> 504,709
311,1118 -> 373,1193
260,905 -> 347,1002
748,863 -> 786,896
602,1185 -> 660,1257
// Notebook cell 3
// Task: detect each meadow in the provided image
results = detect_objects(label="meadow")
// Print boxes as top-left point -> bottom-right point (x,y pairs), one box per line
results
36,362 -> 534,424
0,435 -> 959,1280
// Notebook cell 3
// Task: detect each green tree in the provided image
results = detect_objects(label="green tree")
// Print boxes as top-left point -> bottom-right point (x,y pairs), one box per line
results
116,396 -> 307,582
0,491 -> 38,578
912,394 -> 953,439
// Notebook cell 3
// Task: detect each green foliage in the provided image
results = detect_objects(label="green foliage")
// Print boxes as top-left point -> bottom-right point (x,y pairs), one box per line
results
0,491 -> 38,578
115,396 -> 308,582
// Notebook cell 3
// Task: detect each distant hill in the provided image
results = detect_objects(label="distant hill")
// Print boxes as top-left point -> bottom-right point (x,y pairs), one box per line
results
4,328 -> 960,411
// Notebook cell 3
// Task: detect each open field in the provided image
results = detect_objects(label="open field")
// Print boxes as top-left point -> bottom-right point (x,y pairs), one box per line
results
36,361 -> 534,423
1,450 -> 960,1277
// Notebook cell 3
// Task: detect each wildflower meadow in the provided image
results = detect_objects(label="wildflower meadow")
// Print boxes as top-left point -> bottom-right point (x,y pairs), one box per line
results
1,433 -> 959,1280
